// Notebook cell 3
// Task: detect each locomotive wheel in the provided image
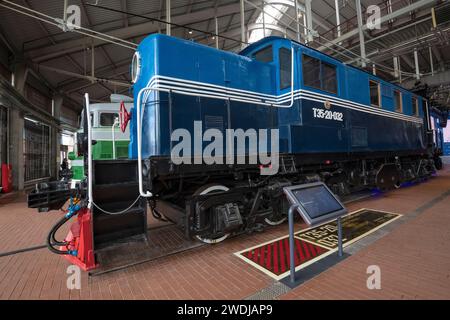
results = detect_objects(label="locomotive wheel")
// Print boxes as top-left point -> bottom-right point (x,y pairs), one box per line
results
265,197 -> 288,226
264,216 -> 287,226
193,183 -> 230,244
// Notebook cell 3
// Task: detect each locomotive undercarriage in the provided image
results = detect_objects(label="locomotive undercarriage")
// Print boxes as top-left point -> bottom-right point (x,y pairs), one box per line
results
146,152 -> 436,243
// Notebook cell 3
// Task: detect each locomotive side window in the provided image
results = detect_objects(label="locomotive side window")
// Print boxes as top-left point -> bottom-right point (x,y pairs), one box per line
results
253,45 -> 273,63
100,113 -> 119,127
302,54 -> 337,94
322,62 -> 337,93
394,90 -> 402,112
279,47 -> 292,90
369,80 -> 380,107
412,97 -> 419,116
303,55 -> 321,90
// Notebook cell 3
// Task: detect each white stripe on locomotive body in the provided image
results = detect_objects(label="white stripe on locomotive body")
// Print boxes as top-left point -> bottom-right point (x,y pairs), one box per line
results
141,75 -> 424,125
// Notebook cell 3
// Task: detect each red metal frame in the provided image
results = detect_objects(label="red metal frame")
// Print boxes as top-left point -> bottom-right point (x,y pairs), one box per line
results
61,207 -> 98,271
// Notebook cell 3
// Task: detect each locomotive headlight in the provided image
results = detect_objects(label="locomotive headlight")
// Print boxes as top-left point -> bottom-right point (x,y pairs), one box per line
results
131,51 -> 141,84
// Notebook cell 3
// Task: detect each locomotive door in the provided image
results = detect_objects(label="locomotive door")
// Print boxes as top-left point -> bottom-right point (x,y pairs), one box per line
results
223,56 -> 275,159
191,57 -> 230,160
277,46 -> 300,154
292,50 -> 347,154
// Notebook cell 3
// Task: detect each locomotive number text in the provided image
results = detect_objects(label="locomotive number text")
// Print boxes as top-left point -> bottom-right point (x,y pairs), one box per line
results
312,108 -> 344,122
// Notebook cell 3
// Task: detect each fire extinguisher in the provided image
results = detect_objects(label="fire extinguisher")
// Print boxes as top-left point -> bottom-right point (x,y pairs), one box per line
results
1,164 -> 13,193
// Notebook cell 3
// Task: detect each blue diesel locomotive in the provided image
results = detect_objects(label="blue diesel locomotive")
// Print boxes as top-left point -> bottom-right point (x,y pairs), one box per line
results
128,34 -> 437,243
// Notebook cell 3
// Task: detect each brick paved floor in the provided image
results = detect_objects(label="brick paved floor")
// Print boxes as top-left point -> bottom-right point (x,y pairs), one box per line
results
0,161 -> 449,300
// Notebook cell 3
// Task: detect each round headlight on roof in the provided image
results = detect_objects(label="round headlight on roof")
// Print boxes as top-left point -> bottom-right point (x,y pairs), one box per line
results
131,51 -> 141,84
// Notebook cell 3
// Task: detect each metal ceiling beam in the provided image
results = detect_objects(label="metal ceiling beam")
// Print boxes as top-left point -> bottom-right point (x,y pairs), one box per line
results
64,70 -> 130,94
305,0 -> 313,42
240,0 -> 245,48
402,69 -> 450,88
252,0 -> 334,37
166,0 -> 171,36
65,70 -> 129,94
317,0 -> 438,51
401,54 -> 416,71
334,0 -> 341,39
56,58 -> 131,91
0,24 -> 17,53
34,64 -> 130,88
431,46 -> 445,71
79,0 -> 124,86
25,2 -> 243,63
21,0 -> 85,75
0,5 -> 81,113
355,0 -> 366,67
343,16 -> 432,62
121,0 -> 129,27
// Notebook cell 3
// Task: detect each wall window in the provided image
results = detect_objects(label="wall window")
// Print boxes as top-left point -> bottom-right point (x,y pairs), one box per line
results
394,90 -> 402,112
100,113 -> 118,127
369,80 -> 380,107
412,97 -> 419,116
24,118 -> 50,182
253,45 -> 273,63
279,48 -> 292,90
302,54 -> 337,94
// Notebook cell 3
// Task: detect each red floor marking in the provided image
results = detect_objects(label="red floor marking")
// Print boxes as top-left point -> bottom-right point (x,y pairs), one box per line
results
294,240 -> 301,265
238,209 -> 401,278
266,242 -> 272,271
279,239 -> 286,273
259,245 -> 265,266
308,242 -> 317,256
296,239 -> 305,262
284,238 -> 290,269
316,245 -> 325,255
302,241 -> 311,260
239,237 -> 330,277
273,243 -> 279,274
253,248 -> 259,263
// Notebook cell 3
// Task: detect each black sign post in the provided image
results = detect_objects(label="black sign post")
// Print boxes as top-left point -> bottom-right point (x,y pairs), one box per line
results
337,217 -> 343,257
288,203 -> 300,284
283,182 -> 347,284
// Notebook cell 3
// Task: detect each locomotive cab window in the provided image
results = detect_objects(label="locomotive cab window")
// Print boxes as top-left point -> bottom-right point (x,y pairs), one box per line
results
394,90 -> 402,112
279,47 -> 291,90
369,80 -> 380,107
322,62 -> 337,93
303,55 -> 321,89
100,112 -> 119,127
412,97 -> 419,116
253,45 -> 273,63
302,54 -> 337,94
